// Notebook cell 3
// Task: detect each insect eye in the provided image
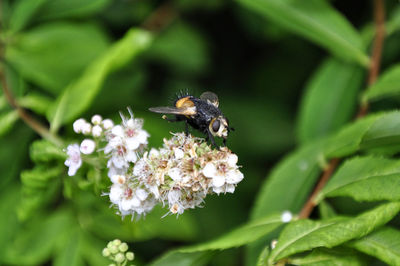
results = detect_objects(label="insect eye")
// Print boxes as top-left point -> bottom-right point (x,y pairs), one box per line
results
212,119 -> 220,132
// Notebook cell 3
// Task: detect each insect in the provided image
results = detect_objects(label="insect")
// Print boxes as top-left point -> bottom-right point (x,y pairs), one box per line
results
149,91 -> 233,147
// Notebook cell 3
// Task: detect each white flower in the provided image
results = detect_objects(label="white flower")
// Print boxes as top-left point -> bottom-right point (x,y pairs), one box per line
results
91,114 -> 102,125
102,119 -> 114,130
281,211 -> 293,223
174,148 -> 184,159
82,122 -> 92,135
111,175 -> 126,185
109,183 -> 156,218
73,118 -> 86,133
92,125 -> 103,137
64,144 -> 82,176
80,139 -> 96,154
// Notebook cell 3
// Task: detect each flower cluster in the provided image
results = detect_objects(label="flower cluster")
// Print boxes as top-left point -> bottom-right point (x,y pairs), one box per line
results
102,239 -> 135,266
64,109 -> 244,218
131,133 -> 244,215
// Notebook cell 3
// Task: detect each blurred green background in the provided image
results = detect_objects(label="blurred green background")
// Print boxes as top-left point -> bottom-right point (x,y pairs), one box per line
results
1,0 -> 400,265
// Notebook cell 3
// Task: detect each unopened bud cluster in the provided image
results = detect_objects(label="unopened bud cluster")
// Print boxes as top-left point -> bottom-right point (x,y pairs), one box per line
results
102,239 -> 134,266
64,109 -> 244,218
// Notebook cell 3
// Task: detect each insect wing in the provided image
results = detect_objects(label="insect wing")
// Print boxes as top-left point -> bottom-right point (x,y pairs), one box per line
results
200,91 -> 219,107
149,106 -> 196,116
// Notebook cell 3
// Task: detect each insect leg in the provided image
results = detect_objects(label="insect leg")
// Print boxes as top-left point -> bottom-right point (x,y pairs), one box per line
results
207,129 -> 218,148
185,121 -> 189,136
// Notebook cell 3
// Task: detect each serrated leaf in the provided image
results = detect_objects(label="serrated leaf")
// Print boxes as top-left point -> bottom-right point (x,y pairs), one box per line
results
35,0 -> 111,21
348,226 -> 400,265
360,111 -> 400,153
9,0 -> 48,32
297,58 -> 363,143
267,202 -> 400,263
0,110 -> 19,137
324,113 -> 383,158
363,64 -> 400,102
180,213 -> 282,252
19,165 -> 62,220
17,92 -> 53,115
288,247 -> 366,266
6,22 -> 110,94
30,139 -> 66,163
317,156 -> 400,202
47,28 -> 153,132
236,0 -> 369,66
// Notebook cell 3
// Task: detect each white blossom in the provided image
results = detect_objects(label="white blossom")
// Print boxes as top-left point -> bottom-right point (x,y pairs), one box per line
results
91,114 -> 103,125
92,125 -> 103,137
64,144 -> 82,176
82,122 -> 92,135
80,139 -> 96,154
102,119 -> 114,130
73,118 -> 86,133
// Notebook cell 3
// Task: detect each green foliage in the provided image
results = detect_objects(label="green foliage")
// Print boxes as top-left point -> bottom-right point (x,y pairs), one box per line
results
2,1 -> 400,265
236,0 -> 369,66
297,58 -> 364,143
47,28 -> 153,132
349,226 -> 400,265
268,202 -> 400,263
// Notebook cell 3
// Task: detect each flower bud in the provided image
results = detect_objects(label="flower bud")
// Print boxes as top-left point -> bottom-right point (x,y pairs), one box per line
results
126,252 -> 134,261
102,119 -> 114,130
114,253 -> 125,263
102,248 -> 110,257
109,245 -> 119,254
91,114 -> 102,125
92,125 -> 103,137
119,242 -> 128,252
73,118 -> 86,133
80,139 -> 96,154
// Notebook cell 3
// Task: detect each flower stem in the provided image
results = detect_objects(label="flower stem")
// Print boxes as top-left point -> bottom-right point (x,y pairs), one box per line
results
0,65 -> 63,147
299,0 -> 385,219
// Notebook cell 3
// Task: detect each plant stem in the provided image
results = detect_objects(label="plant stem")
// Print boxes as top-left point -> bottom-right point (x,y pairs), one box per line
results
142,2 -> 177,33
0,67 -> 63,147
299,0 -> 385,219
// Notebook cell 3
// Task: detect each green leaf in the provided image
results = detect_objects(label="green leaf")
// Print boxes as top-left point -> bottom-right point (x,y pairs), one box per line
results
297,58 -> 363,143
4,208 -> 73,265
35,0 -> 111,21
18,165 -> 62,220
267,202 -> 400,263
256,245 -> 270,266
30,139 -> 66,163
288,247 -> 366,266
80,233 -> 110,266
0,185 -> 21,261
47,28 -> 153,132
251,140 -> 325,220
0,110 -> 19,137
54,226 -> 84,266
360,111 -> 400,152
6,22 -> 110,94
147,21 -> 209,74
317,156 -> 400,202
324,113 -> 382,158
235,0 -> 369,66
150,251 -> 213,266
17,92 -> 53,115
349,226 -> 400,265
363,64 -> 400,102
181,213 -> 283,252
9,0 -> 48,32
318,201 -> 337,219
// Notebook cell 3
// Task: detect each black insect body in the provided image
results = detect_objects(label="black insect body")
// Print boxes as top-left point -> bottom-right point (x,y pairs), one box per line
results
149,91 -> 232,147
